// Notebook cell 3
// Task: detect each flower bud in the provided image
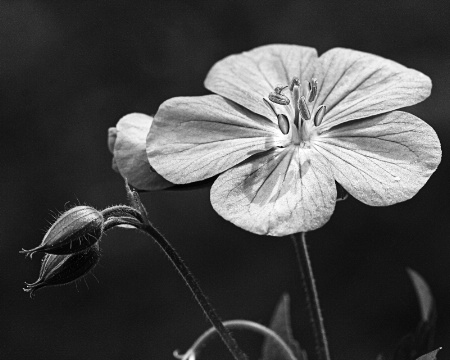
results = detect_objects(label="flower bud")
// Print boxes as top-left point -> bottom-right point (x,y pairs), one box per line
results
21,206 -> 104,257
24,244 -> 100,297
110,114 -> 173,190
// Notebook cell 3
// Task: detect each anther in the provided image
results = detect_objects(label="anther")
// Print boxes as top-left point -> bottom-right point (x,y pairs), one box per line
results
299,96 -> 311,120
268,85 -> 290,105
308,78 -> 318,102
313,105 -> 326,126
277,114 -> 290,135
302,81 -> 310,98
263,98 -> 290,134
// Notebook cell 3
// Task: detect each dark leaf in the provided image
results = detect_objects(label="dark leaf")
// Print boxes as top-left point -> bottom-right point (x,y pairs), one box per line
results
407,269 -> 433,322
261,294 -> 307,360
392,270 -> 436,360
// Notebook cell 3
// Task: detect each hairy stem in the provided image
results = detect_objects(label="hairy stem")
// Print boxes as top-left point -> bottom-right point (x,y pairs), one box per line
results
122,182 -> 247,360
291,232 -> 331,360
139,222 -> 248,360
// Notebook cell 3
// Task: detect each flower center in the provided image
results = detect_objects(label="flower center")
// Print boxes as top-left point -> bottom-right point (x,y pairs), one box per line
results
264,77 -> 327,147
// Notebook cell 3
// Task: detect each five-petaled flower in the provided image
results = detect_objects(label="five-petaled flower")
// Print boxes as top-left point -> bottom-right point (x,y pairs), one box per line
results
110,44 -> 441,236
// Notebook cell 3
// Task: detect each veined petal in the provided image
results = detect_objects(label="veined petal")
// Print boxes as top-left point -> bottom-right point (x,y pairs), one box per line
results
205,44 -> 318,121
210,147 -> 336,236
147,95 -> 289,184
313,111 -> 441,206
313,48 -> 432,129
114,113 -> 173,190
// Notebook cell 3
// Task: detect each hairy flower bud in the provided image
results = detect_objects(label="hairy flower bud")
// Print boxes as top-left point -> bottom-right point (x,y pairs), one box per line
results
21,206 -> 104,257
24,244 -> 100,297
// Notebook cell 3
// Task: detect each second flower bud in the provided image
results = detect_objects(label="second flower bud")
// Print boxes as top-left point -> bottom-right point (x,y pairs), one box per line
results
21,206 -> 104,257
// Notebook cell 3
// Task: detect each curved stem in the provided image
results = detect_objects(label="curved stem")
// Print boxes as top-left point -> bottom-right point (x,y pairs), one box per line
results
175,320 -> 297,360
122,182 -> 247,360
101,205 -> 143,222
291,232 -> 330,360
139,222 -> 248,360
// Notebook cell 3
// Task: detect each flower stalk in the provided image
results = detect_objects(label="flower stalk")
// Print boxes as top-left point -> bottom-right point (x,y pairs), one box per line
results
291,232 -> 330,360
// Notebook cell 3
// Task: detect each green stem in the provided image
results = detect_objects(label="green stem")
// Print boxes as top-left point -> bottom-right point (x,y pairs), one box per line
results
291,232 -> 331,360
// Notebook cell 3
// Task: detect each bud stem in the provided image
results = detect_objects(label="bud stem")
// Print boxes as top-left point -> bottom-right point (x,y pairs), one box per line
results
125,183 -> 248,360
291,232 -> 331,360
101,205 -> 143,223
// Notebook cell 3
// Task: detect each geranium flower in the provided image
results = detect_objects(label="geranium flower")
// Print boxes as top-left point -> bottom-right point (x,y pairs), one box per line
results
114,45 -> 441,236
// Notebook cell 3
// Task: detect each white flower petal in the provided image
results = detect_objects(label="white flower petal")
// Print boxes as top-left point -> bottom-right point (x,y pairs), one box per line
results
205,44 -> 318,121
313,111 -> 441,206
147,95 -> 289,184
114,113 -> 173,190
211,147 -> 336,236
314,48 -> 432,129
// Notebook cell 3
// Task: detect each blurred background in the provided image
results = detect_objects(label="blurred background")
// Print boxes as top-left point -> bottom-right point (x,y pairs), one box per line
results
1,0 -> 450,359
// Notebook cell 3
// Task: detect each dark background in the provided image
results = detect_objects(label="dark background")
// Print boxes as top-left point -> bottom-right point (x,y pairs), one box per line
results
2,1 -> 450,359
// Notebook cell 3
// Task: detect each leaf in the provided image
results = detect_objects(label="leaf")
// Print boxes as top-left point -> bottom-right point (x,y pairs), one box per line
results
415,348 -> 441,360
392,270 -> 437,360
261,294 -> 307,360
407,269 -> 433,322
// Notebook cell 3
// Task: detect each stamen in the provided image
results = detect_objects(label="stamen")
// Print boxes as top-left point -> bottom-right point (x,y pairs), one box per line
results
268,85 -> 290,105
313,105 -> 326,126
289,77 -> 301,92
308,78 -> 318,102
299,96 -> 311,120
263,98 -> 291,135
277,114 -> 290,135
